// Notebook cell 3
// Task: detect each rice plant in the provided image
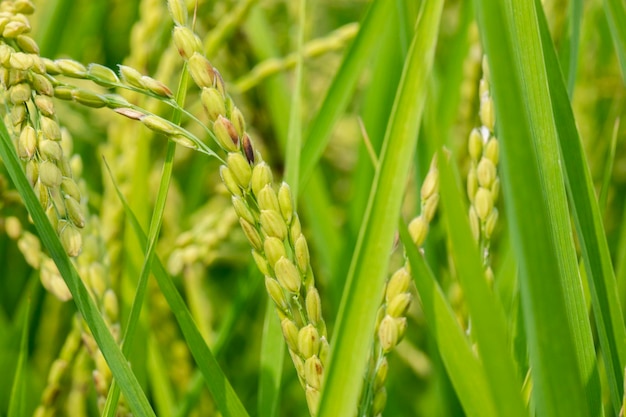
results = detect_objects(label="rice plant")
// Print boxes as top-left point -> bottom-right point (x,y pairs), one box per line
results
1,0 -> 625,416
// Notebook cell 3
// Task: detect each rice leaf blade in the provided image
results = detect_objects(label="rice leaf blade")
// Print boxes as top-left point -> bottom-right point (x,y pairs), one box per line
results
400,223 -> 497,417
474,1 -> 602,415
102,160 -> 250,417
536,3 -> 626,410
7,301 -> 29,417
436,152 -> 527,417
298,0 -> 393,187
603,0 -> 626,82
317,2 -> 443,415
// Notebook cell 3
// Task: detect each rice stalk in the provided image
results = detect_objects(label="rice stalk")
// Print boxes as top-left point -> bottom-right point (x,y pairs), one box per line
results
233,22 -> 359,93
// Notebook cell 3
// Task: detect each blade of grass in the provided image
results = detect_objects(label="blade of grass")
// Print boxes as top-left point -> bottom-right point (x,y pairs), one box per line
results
399,222 -> 497,417
102,159 -> 250,417
147,336 -> 175,416
599,119 -> 620,213
298,0 -> 393,187
33,0 -> 73,57
536,3 -> 626,409
258,301 -> 284,417
177,270 -> 261,417
437,151 -> 527,417
567,0 -> 582,95
283,0 -> 305,198
317,2 -> 443,415
603,0 -> 626,82
475,1 -> 601,415
7,300 -> 28,417
617,198 -> 626,321
103,62 -> 189,417
0,119 -> 156,417
337,5 -> 408,311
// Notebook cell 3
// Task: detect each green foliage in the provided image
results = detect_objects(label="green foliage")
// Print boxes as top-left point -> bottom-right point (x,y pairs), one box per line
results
0,0 -> 625,416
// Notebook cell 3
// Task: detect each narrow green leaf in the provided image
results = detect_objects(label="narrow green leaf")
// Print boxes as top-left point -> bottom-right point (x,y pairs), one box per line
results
0,118 -> 156,417
8,301 -> 28,417
475,1 -> 601,415
599,119 -> 620,213
33,0 -> 73,57
317,2 -> 443,415
147,336 -> 176,416
604,0 -> 626,83
399,223 -> 497,417
258,301 -> 284,417
298,0 -> 393,187
437,153 -> 527,417
537,4 -> 626,410
104,61 -> 189,417
102,160 -> 250,417
284,0 -> 306,199
567,0 -> 582,95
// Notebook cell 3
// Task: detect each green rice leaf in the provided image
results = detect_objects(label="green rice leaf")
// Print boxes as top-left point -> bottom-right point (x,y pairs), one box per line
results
567,0 -> 583,95
399,222 -> 497,417
317,1 -> 443,415
258,301 -> 284,417
437,152 -> 527,417
474,1 -> 602,415
537,3 -> 626,410
8,301 -> 28,417
603,0 -> 626,83
103,60 -> 189,417
298,0 -> 393,187
102,160 -> 250,417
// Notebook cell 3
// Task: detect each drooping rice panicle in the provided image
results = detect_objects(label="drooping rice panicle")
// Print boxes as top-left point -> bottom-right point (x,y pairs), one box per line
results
168,1 -> 329,413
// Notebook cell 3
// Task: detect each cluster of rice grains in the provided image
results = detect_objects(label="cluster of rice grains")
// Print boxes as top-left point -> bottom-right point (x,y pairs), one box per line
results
0,0 -> 85,257
168,1 -> 329,413
467,56 -> 500,283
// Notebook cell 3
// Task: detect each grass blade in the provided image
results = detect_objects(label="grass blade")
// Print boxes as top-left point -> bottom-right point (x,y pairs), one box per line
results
536,3 -> 626,409
603,0 -> 626,82
102,160 -> 250,417
567,0 -> 583,95
436,152 -> 527,417
399,222 -> 497,417
103,62 -> 189,417
475,1 -> 601,415
317,2 -> 443,415
284,0 -> 305,199
8,301 -> 28,417
258,301 -> 284,417
298,0 -> 393,187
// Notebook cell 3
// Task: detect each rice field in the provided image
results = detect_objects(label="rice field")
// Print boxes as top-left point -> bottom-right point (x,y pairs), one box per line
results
1,0 -> 625,416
